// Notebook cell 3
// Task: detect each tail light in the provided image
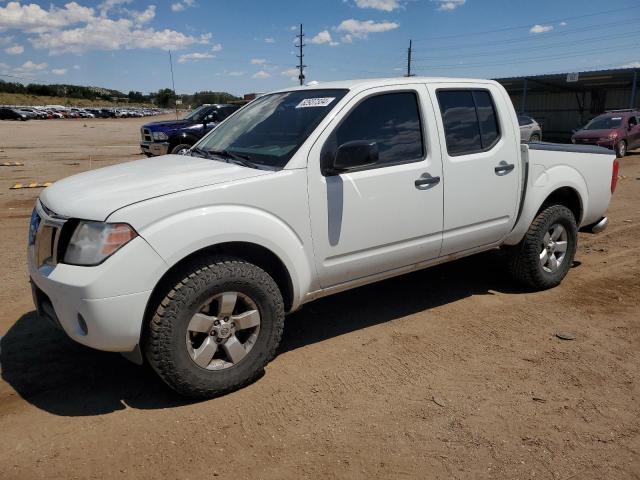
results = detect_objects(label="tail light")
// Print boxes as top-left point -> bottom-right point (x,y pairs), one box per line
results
611,158 -> 619,194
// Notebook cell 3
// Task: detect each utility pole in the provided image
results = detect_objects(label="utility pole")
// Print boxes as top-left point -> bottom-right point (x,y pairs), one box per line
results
295,24 -> 306,86
169,50 -> 178,120
406,39 -> 414,77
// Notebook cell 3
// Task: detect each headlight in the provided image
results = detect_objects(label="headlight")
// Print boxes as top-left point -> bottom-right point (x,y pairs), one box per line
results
152,131 -> 168,141
63,221 -> 137,266
608,132 -> 618,139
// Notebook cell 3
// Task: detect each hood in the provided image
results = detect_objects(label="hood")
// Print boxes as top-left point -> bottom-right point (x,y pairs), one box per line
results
144,119 -> 192,130
573,128 -> 617,139
40,154 -> 271,220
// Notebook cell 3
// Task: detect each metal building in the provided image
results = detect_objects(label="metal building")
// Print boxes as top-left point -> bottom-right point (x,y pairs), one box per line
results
496,68 -> 639,142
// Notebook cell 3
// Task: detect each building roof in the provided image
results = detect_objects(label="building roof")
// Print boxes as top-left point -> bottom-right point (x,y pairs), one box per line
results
496,67 -> 638,93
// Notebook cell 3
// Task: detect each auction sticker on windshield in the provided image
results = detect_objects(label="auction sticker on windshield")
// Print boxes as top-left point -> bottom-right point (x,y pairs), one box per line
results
296,97 -> 336,108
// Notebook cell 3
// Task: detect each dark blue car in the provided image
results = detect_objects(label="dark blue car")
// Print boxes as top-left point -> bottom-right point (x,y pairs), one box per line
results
140,104 -> 240,156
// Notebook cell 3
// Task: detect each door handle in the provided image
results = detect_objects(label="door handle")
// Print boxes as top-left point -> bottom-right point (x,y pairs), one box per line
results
415,173 -> 440,190
494,162 -> 515,176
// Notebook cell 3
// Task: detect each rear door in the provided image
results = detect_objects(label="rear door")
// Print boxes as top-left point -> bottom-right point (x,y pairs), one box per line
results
628,115 -> 640,149
428,83 -> 521,256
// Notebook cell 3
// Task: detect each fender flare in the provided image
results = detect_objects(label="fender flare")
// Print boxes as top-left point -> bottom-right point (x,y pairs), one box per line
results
503,164 -> 588,245
136,205 -> 314,311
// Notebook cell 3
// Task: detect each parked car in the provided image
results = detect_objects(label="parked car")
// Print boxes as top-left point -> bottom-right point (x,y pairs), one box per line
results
29,77 -> 616,397
572,109 -> 640,157
140,104 -> 240,156
0,107 -> 28,120
518,115 -> 542,142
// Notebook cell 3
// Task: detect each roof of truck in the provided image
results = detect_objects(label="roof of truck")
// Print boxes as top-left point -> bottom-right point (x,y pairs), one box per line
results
272,76 -> 498,93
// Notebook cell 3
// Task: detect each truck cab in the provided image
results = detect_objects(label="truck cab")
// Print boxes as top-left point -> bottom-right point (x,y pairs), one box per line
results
140,104 -> 240,157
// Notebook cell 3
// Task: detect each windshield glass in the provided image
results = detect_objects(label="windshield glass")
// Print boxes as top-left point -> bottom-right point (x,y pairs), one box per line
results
584,116 -> 622,130
195,89 -> 348,169
184,105 -> 210,122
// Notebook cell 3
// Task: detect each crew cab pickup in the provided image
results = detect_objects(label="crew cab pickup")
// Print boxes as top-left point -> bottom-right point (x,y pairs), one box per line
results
29,78 -> 616,397
140,103 -> 239,156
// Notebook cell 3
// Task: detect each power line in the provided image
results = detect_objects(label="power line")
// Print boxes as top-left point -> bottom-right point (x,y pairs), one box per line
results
412,5 -> 638,42
411,30 -> 640,62
412,41 -> 640,70
295,24 -> 306,86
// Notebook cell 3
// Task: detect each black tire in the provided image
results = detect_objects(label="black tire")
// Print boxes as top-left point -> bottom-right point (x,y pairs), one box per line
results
507,205 -> 577,290
616,140 -> 627,158
529,133 -> 541,142
144,256 -> 285,398
171,143 -> 192,155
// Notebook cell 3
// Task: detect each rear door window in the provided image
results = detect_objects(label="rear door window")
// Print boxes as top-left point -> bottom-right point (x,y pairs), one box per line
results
437,89 -> 501,156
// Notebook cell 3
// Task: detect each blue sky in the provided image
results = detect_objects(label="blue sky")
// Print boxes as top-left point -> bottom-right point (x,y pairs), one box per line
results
0,0 -> 638,96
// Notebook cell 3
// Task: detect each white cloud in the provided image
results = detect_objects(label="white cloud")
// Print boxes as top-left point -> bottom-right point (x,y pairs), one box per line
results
171,3 -> 184,12
184,0 -> 195,6
73,64 -> 80,69
178,52 -> 213,62
559,21 -> 567,26
355,0 -> 400,11
251,58 -> 266,65
211,42 -> 222,51
252,70 -> 271,78
289,25 -> 298,31
4,44 -> 23,54
130,5 -> 155,25
433,0 -> 466,11
310,30 -> 335,45
281,67 -> 299,82
530,24 -> 553,34
51,68 -> 67,75
336,19 -> 399,39
1,1 -> 212,55
264,37 -> 275,43
228,70 -> 245,76
171,0 -> 195,12
620,61 -> 640,68
18,60 -> 46,71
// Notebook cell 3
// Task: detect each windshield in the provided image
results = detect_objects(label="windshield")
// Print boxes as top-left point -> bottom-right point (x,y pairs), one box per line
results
584,116 -> 622,130
195,89 -> 348,169
184,105 -> 210,122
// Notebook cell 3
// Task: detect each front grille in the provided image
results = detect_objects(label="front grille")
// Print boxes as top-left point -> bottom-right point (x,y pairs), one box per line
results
141,128 -> 152,142
31,201 -> 68,267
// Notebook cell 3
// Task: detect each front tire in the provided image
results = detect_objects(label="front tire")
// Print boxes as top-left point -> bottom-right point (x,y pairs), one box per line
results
171,143 -> 192,155
145,256 -> 285,398
507,205 -> 577,290
616,140 -> 627,158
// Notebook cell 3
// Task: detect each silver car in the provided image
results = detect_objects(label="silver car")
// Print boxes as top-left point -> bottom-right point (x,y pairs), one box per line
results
518,114 -> 542,142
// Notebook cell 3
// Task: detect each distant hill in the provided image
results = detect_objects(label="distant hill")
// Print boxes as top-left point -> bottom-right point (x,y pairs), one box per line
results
0,80 -> 240,108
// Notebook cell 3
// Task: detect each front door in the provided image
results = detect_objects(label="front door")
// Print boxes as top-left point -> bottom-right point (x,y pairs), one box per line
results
307,85 -> 444,288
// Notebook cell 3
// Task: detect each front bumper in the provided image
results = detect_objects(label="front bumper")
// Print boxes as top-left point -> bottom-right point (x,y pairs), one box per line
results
29,231 -> 168,353
140,140 -> 170,157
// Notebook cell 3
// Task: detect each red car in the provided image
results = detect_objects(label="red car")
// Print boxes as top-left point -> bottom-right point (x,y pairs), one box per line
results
572,109 -> 640,157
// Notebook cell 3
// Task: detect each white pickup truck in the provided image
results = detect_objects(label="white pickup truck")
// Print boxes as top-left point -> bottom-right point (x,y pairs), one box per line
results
28,77 -> 617,397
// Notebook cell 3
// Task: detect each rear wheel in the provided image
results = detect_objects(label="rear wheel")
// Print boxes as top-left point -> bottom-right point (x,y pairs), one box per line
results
507,205 -> 577,290
144,256 -> 285,398
616,140 -> 627,158
529,133 -> 541,142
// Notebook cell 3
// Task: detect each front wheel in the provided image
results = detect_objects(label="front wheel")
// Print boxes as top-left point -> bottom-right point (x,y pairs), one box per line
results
507,205 -> 577,290
171,143 -> 192,155
616,140 -> 627,158
144,256 -> 285,398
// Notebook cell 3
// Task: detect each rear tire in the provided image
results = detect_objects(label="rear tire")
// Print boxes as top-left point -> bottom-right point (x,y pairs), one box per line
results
507,205 -> 577,290
616,140 -> 627,158
144,256 -> 285,398
529,133 -> 541,142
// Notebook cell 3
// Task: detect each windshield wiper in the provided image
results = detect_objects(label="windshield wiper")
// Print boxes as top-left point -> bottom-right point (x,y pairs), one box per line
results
190,146 -> 213,158
208,150 -> 263,169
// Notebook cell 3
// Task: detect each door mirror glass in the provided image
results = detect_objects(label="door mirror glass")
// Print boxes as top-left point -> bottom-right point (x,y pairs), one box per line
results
329,140 -> 378,174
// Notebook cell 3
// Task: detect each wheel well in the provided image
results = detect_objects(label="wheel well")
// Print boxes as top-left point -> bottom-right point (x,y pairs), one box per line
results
539,187 -> 583,224
144,242 -> 295,324
168,135 -> 197,150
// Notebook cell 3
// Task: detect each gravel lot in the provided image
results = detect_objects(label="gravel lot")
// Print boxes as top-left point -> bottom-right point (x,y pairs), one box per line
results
0,117 -> 639,479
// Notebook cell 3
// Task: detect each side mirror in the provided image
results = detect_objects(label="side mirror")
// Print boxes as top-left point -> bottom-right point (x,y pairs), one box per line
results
203,112 -> 219,125
326,140 -> 379,175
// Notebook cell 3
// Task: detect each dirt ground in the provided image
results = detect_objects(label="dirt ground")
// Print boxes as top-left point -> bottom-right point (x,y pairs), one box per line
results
0,117 -> 639,480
